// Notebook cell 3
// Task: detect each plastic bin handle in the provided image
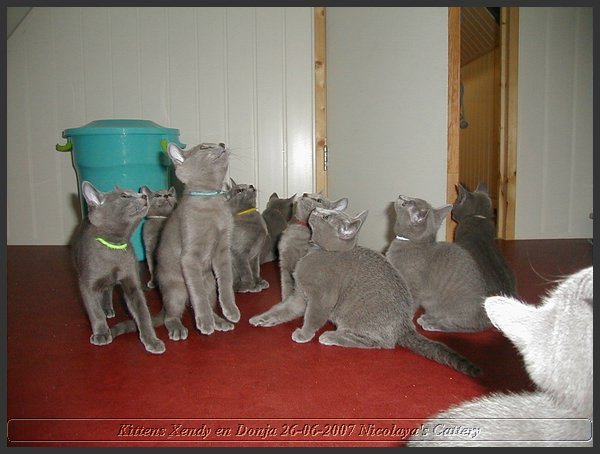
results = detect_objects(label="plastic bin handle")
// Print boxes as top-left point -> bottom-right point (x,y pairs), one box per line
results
56,139 -> 72,152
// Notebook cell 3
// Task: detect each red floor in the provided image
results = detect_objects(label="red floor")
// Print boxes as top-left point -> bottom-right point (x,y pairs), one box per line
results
6,239 -> 593,447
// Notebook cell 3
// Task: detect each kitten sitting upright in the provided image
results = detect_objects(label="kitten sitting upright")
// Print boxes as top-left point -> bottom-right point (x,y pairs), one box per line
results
452,182 -> 517,297
252,207 -> 480,377
71,181 -> 165,354
140,185 -> 177,289
259,192 -> 295,263
249,193 -> 347,327
386,195 -> 490,332
408,266 -> 593,446
225,178 -> 270,293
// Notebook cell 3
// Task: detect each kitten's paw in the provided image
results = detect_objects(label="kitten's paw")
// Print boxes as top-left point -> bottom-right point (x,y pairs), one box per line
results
257,279 -> 270,290
214,316 -> 235,332
223,305 -> 241,324
143,337 -> 166,354
196,317 -> 215,335
417,314 -> 447,332
249,314 -> 278,327
90,332 -> 113,346
165,319 -> 188,341
318,331 -> 339,346
103,308 -> 116,318
291,328 -> 314,343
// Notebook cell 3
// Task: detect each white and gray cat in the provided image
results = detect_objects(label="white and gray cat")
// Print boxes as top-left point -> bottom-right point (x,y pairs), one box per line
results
386,195 -> 490,332
250,193 -> 347,328
225,178 -> 270,293
140,185 -> 177,289
72,181 -> 165,354
111,143 -> 240,341
251,207 -> 480,377
259,192 -> 295,264
452,182 -> 517,297
408,266 -> 593,446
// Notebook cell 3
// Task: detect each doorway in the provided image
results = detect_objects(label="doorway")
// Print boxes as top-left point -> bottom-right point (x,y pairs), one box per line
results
447,7 -> 518,240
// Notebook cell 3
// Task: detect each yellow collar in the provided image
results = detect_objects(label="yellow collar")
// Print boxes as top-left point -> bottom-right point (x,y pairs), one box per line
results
236,207 -> 258,216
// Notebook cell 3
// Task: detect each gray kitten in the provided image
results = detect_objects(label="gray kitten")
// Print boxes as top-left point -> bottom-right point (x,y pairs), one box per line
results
225,178 -> 269,293
408,266 -> 593,446
249,193 -> 347,327
140,185 -> 177,289
72,181 -> 165,354
111,143 -> 240,341
452,182 -> 517,297
386,195 -> 491,332
252,207 -> 480,377
259,192 -> 295,264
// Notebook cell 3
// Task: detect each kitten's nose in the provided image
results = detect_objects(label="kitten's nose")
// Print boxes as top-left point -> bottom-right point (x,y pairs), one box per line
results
218,142 -> 226,148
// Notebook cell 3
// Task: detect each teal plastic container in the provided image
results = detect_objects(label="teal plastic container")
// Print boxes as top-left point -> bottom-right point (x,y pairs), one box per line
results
56,119 -> 185,261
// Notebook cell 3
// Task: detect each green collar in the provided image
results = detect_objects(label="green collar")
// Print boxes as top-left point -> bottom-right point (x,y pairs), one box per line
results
95,237 -> 128,250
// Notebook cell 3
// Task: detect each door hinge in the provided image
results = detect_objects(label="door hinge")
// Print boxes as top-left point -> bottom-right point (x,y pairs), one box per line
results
323,144 -> 328,171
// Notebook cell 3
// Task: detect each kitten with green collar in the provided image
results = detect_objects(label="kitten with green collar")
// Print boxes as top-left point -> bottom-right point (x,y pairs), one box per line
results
71,181 -> 165,354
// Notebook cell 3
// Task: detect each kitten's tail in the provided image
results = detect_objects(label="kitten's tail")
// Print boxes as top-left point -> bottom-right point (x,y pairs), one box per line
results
110,308 -> 165,338
400,332 -> 481,377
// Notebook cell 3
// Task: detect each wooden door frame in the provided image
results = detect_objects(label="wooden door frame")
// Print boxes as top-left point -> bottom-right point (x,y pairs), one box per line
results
314,6 -> 328,194
446,6 -> 518,240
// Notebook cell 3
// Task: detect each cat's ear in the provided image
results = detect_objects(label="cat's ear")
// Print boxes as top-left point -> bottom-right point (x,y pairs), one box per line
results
331,197 -> 349,211
168,186 -> 177,196
140,185 -> 152,198
287,194 -> 296,203
455,183 -> 468,203
82,181 -> 105,207
167,142 -> 185,166
338,210 -> 368,240
269,192 -> 279,200
229,177 -> 237,188
484,295 -> 536,350
434,204 -> 452,222
475,181 -> 489,194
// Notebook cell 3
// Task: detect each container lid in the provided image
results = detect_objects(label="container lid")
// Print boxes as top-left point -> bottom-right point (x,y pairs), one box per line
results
62,119 -> 180,137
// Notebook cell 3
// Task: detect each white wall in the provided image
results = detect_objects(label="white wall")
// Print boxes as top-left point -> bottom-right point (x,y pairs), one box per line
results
7,7 -> 314,245
326,7 -> 449,252
516,7 -> 593,239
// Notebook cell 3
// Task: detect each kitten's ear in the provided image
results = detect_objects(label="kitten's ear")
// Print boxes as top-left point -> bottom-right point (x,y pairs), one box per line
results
475,181 -> 489,194
331,197 -> 349,211
168,186 -> 177,196
140,185 -> 152,197
338,210 -> 367,240
434,204 -> 453,222
82,181 -> 105,207
167,142 -> 185,166
230,177 -> 237,188
287,193 -> 297,202
484,296 -> 536,350
269,192 -> 279,200
455,183 -> 468,202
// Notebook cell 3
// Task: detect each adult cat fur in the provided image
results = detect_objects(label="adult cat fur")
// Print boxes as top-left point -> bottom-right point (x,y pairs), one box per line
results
72,181 -> 165,354
386,195 -> 490,332
141,185 -> 177,289
407,266 -> 593,446
452,182 -> 517,297
250,207 -> 480,378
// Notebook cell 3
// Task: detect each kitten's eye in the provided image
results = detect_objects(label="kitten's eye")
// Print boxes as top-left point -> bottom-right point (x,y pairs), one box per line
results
120,193 -> 131,199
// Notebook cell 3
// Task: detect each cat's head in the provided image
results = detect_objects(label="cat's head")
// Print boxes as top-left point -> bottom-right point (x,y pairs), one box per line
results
295,192 -> 348,222
484,266 -> 593,415
141,186 -> 177,217
82,181 -> 148,236
393,195 -> 452,241
224,178 -> 257,212
265,192 -> 295,221
167,142 -> 229,190
309,207 -> 368,252
452,182 -> 494,221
